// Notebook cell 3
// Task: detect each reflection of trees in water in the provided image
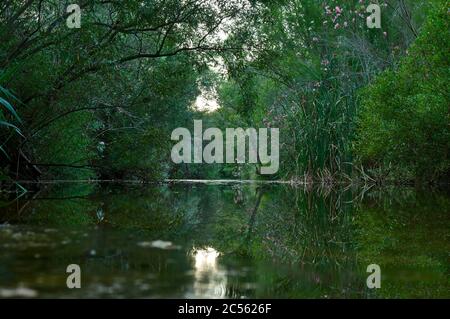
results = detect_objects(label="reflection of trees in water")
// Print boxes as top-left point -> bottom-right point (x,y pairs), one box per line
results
231,186 -> 364,297
355,188 -> 450,298
241,186 -> 356,264
2,184 -> 449,298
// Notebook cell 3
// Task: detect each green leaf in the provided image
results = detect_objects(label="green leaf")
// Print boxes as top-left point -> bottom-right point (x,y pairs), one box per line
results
0,145 -> 11,160
0,120 -> 24,137
0,97 -> 21,123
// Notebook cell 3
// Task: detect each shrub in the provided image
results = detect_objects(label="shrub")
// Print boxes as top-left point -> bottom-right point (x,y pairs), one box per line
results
356,1 -> 450,182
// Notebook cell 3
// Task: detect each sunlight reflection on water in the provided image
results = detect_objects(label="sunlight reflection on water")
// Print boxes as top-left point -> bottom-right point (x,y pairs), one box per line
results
187,247 -> 227,298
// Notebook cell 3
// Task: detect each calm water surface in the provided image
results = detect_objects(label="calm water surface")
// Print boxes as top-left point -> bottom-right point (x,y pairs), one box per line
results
0,183 -> 449,298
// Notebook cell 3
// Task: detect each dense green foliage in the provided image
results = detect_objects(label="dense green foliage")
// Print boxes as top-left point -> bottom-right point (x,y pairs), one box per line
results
0,0 -> 448,184
1,1 -> 448,300
0,0 -> 253,181
216,0 -> 445,182
356,2 -> 450,182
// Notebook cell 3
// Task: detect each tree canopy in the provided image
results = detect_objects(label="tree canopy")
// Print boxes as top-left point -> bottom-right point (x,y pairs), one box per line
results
0,0 -> 448,184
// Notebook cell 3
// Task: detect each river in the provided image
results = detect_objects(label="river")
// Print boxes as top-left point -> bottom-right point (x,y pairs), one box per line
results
0,182 -> 448,298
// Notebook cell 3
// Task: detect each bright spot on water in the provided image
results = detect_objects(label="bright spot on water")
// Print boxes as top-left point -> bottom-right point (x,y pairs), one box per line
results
0,286 -> 38,298
193,247 -> 221,270
137,240 -> 178,250
188,247 -> 226,298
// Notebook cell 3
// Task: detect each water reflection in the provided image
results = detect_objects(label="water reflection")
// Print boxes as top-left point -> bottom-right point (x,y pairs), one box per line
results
188,247 -> 227,298
0,184 -> 448,298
